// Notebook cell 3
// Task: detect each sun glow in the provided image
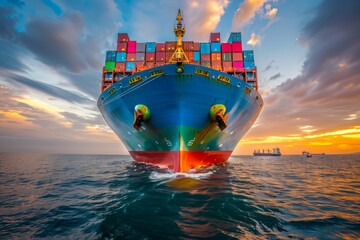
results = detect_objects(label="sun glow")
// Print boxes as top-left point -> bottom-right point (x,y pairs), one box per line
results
238,126 -> 360,154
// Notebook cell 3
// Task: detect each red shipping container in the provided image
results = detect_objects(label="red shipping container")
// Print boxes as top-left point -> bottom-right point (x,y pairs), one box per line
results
156,43 -> 165,52
201,54 -> 210,61
193,61 -> 200,65
232,42 -> 242,52
146,52 -> 155,61
193,42 -> 200,51
210,32 -> 220,42
223,62 -> 233,71
117,33 -> 129,43
233,61 -> 244,72
232,52 -> 243,61
185,52 -> 194,62
126,53 -> 136,62
221,43 -> 232,52
211,53 -> 221,62
188,42 -> 194,51
117,42 -> 127,52
183,41 -> 194,51
115,62 -> 126,72
156,61 -> 165,66
156,52 -> 165,61
165,52 -> 173,61
146,62 -> 155,67
128,41 -> 136,47
127,46 -> 136,53
212,61 -> 222,70
165,41 -> 176,51
135,61 -> 144,68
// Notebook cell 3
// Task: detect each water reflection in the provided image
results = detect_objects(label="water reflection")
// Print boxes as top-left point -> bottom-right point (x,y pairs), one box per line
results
98,162 -> 284,239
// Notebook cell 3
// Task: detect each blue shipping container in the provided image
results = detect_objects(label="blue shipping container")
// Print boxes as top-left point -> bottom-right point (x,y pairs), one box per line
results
211,43 -> 221,53
116,52 -> 127,62
227,32 -> 242,43
193,52 -> 200,62
146,42 -> 156,52
200,43 -> 211,54
244,61 -> 255,69
243,50 -> 254,62
247,72 -> 255,79
106,51 -> 117,62
105,73 -> 112,80
126,62 -> 135,71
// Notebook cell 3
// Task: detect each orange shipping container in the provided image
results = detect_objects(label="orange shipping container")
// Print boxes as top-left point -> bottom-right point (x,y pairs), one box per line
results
212,61 -> 222,70
211,53 -> 221,62
222,62 -> 233,72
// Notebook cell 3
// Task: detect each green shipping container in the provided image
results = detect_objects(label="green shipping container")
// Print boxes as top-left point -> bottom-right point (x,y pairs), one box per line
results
105,61 -> 116,71
222,53 -> 232,62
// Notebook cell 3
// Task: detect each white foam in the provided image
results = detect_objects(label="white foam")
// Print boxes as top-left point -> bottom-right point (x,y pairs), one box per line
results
149,170 -> 213,180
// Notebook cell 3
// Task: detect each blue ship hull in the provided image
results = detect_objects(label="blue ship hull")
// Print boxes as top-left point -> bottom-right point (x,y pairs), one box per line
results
97,64 -> 263,172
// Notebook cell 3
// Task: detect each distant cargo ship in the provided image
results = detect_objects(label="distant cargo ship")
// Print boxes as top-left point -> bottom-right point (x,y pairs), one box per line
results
97,10 -> 263,172
253,148 -> 281,156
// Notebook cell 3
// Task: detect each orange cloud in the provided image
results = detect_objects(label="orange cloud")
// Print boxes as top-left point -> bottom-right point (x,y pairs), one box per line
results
186,0 -> 229,41
232,0 -> 266,31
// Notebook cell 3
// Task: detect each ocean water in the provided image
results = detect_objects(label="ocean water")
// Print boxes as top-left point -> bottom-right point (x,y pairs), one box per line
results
0,153 -> 359,239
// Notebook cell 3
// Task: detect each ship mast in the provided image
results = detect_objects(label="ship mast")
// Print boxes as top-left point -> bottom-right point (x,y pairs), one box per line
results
169,9 -> 189,63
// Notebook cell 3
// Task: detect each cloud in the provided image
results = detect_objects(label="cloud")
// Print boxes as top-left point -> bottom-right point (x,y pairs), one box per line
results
6,0 -> 25,8
231,0 -> 266,31
185,0 -> 229,41
0,84 -> 120,154
247,33 -> 261,46
268,73 -> 281,81
11,74 -> 93,105
262,60 -> 275,72
0,40 -> 29,72
247,0 -> 360,153
265,3 -> 278,18
0,6 -> 18,41
18,12 -> 90,73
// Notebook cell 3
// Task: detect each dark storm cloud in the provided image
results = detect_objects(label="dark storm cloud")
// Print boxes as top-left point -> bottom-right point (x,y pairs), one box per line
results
11,75 -> 93,105
253,0 -> 360,137
268,73 -> 281,81
18,12 -> 89,73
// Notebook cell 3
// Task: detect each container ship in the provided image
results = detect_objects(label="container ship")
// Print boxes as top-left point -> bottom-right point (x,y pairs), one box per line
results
97,10 -> 263,172
253,148 -> 281,156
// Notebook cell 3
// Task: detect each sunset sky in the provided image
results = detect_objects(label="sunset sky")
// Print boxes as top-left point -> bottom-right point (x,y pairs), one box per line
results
0,0 -> 359,155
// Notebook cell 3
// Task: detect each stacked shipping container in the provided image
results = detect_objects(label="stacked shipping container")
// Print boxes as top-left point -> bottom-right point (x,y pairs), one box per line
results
102,32 -> 258,91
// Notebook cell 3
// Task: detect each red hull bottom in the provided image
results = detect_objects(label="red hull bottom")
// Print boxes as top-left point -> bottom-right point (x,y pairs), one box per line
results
129,150 -> 232,172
